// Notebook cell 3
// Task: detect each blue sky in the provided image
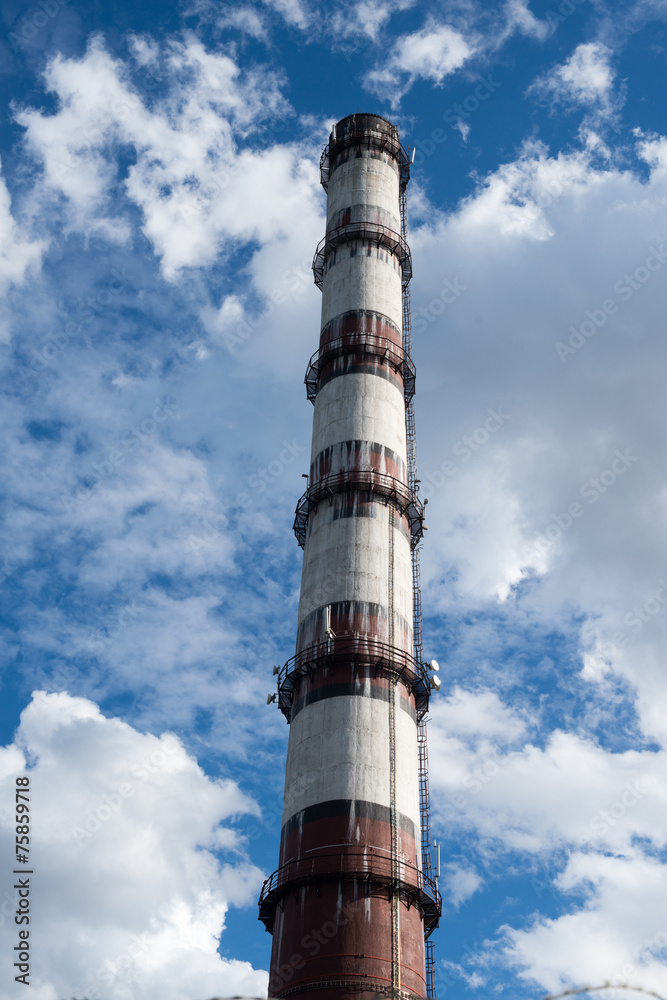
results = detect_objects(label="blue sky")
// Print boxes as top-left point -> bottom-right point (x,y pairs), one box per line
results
1,0 -> 667,998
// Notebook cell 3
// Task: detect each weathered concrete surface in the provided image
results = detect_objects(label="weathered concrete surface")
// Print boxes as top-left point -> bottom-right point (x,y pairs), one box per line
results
267,112 -> 426,1000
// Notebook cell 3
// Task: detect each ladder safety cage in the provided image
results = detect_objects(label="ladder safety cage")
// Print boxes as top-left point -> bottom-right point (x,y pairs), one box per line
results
401,174 -> 441,995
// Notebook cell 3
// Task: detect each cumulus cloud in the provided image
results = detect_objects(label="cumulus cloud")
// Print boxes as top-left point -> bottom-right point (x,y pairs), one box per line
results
15,35 -> 322,281
412,117 -> 667,973
504,851 -> 667,995
411,151 -> 667,997
412,131 -> 667,640
428,688 -> 667,991
0,364 -> 299,740
529,42 -> 618,115
2,37 -> 319,755
430,710 -> 666,855
0,692 -> 266,1000
433,686 -> 529,744
443,863 -> 484,907
4,12 -> 667,1000
365,21 -> 473,105
1,33 -> 321,763
0,394 -> 236,601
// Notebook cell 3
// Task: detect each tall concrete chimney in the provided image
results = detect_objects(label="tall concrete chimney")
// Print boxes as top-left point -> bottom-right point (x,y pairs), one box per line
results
260,112 -> 441,1000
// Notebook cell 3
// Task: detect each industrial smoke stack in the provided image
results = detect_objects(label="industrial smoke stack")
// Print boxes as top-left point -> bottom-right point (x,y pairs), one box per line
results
260,112 -> 441,1000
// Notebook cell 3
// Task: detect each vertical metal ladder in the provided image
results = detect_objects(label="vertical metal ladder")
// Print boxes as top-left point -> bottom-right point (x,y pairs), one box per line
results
401,183 -> 438,1000
388,505 -> 401,996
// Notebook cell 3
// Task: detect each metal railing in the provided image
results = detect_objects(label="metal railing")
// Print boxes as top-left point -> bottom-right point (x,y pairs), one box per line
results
312,222 -> 412,290
304,333 -> 416,404
320,125 -> 410,193
273,981 -> 425,999
276,633 -> 432,722
293,469 -> 425,550
258,849 -> 441,935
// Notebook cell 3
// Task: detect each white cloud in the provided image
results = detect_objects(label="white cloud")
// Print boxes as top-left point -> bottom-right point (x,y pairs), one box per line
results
218,5 -> 269,39
430,712 -> 667,854
530,42 -> 617,113
0,70 -> 316,746
428,689 -> 667,989
328,0 -> 417,42
201,293 -> 247,346
396,24 -> 473,81
16,35 -> 322,281
0,163 -> 46,305
410,127 -> 667,968
0,396 -> 237,592
340,0 -> 392,38
444,863 -> 484,907
0,376 -> 296,738
503,0 -> 551,41
261,0 -> 310,30
429,138 -> 600,242
455,118 -> 471,142
0,692 -> 266,1000
557,42 -> 615,103
126,33 -> 160,67
365,21 -> 474,105
4,16 -> 667,1000
433,686 -> 528,745
504,851 -> 667,995
411,131 -> 667,638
